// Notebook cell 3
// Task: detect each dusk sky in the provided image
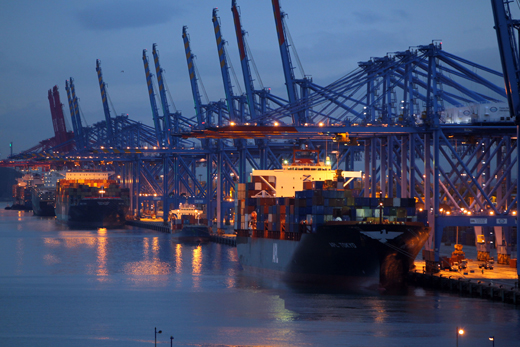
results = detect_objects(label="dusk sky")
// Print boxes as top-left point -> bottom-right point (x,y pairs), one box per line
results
0,0 -> 510,158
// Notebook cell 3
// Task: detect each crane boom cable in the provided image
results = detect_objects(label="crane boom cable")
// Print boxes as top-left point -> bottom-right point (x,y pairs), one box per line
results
283,15 -> 305,77
195,63 -> 209,104
225,44 -> 243,95
106,88 -> 118,118
245,39 -> 264,89
163,79 -> 178,112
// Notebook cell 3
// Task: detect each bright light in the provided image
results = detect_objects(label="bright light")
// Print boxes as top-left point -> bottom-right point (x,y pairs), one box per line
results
489,336 -> 494,341
230,122 -> 235,126
446,211 -> 451,215
318,122 -> 324,127
489,211 -> 494,216
274,122 -> 279,126
513,211 -> 517,216
458,329 -> 464,335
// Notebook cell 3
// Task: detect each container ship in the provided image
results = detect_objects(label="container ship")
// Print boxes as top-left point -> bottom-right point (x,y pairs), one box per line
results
235,150 -> 430,290
55,172 -> 129,228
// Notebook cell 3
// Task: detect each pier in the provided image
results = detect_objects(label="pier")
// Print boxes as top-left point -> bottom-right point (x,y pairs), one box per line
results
127,218 -> 237,246
411,244 -> 519,305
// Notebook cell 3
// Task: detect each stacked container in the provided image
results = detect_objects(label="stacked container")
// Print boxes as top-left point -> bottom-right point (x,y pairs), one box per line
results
236,176 -> 417,235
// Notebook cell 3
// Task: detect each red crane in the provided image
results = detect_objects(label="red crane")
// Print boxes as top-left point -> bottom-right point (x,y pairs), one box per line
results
48,86 -> 71,151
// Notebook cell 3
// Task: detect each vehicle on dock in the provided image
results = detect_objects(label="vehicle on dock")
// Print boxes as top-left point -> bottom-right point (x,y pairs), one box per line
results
235,150 -> 430,290
479,262 -> 494,270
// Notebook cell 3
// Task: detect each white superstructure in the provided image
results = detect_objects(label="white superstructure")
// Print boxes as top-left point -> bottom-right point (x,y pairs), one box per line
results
251,163 -> 362,198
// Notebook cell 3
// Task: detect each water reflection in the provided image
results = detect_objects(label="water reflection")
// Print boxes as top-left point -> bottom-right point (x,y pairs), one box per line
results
16,238 -> 24,274
124,236 -> 170,279
175,244 -> 182,274
35,226 -> 243,289
96,234 -> 108,278
192,245 -> 202,274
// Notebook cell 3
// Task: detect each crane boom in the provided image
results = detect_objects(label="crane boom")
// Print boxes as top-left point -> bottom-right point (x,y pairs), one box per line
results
152,44 -> 173,146
182,26 -> 204,127
213,8 -> 237,122
64,80 -> 79,141
491,0 -> 520,123
271,0 -> 300,124
142,49 -> 163,146
48,89 -> 59,142
69,78 -> 85,149
231,0 -> 257,120
95,60 -> 114,141
51,86 -> 68,146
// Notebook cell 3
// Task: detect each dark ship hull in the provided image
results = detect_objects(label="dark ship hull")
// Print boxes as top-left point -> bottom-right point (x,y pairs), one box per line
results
56,197 -> 127,228
171,225 -> 211,244
31,188 -> 55,216
236,222 -> 430,290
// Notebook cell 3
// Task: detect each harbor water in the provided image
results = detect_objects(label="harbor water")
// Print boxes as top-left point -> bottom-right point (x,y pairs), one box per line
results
0,204 -> 519,346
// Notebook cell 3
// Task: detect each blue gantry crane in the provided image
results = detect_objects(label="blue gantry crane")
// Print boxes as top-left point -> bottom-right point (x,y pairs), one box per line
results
491,0 -> 520,277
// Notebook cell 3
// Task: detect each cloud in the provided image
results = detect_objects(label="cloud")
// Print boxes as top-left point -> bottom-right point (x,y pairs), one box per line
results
76,1 -> 183,31
351,10 -> 385,25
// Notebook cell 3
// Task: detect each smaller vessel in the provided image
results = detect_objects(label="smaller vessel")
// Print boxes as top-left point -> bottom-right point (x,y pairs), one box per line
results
55,171 -> 129,228
169,203 -> 210,243
31,170 -> 64,216
31,187 -> 56,216
7,172 -> 41,211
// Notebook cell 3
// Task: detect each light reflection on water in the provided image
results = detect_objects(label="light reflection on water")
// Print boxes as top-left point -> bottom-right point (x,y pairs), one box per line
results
1,206 -> 520,347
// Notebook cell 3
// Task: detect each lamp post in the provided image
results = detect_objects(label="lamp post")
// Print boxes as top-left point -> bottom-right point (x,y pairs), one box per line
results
155,327 -> 162,347
170,335 -> 174,346
489,336 -> 494,347
456,327 -> 464,347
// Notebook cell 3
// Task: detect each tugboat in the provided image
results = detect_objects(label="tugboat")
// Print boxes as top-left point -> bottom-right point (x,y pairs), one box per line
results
168,203 -> 210,243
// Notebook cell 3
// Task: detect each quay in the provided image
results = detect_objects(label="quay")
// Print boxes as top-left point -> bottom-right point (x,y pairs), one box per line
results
126,219 -> 237,246
126,219 -> 170,233
411,244 -> 519,305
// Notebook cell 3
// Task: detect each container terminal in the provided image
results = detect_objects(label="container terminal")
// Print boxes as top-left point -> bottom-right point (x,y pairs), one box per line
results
1,0 -> 520,293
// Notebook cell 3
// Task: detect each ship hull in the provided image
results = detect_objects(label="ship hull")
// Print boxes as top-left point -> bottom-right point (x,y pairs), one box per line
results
237,222 -> 429,290
171,225 -> 211,244
31,189 -> 55,216
56,198 -> 127,229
